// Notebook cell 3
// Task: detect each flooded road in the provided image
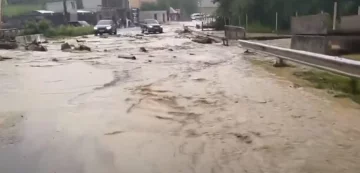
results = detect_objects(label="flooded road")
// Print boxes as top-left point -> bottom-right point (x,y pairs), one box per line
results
1,23 -> 360,173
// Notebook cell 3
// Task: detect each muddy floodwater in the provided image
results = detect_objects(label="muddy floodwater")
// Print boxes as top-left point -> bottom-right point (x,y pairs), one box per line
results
1,23 -> 360,173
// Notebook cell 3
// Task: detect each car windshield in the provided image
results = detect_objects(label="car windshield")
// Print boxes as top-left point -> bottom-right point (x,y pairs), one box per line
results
97,20 -> 112,25
145,20 -> 158,24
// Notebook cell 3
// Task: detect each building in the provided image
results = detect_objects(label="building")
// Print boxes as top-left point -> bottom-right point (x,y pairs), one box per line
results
129,0 -> 156,9
198,0 -> 218,15
139,10 -> 167,23
45,0 -> 78,22
169,7 -> 180,21
80,0 -> 130,22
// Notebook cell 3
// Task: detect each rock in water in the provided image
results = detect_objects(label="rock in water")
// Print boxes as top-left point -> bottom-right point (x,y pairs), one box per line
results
61,43 -> 72,51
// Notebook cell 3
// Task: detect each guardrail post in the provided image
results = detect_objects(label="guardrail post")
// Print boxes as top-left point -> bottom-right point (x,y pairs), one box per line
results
273,58 -> 287,67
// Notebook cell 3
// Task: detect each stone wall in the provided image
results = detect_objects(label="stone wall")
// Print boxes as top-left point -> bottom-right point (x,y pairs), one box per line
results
291,35 -> 360,55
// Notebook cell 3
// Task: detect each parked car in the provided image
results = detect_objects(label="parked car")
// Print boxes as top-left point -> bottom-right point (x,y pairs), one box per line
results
140,19 -> 163,34
94,20 -> 117,35
68,21 -> 90,27
191,13 -> 205,20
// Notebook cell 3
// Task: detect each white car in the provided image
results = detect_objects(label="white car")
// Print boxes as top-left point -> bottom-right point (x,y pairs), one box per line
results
191,13 -> 205,20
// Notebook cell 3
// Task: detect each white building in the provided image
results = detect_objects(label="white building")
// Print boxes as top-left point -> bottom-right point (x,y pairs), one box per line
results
139,11 -> 167,23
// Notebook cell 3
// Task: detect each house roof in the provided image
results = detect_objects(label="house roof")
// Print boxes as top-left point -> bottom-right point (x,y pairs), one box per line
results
169,7 -> 178,14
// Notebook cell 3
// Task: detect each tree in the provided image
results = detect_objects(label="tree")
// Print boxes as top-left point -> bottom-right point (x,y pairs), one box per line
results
140,0 -> 198,17
214,0 -> 360,30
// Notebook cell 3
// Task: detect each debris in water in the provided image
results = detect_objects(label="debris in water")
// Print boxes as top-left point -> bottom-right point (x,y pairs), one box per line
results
0,42 -> 18,49
76,39 -> 86,43
189,53 -> 195,55
231,133 -> 252,144
192,36 -> 212,44
51,58 -> 59,62
75,45 -> 91,51
140,47 -> 148,52
0,56 -> 12,61
168,48 -> 174,51
104,131 -> 124,135
25,40 -> 47,51
118,54 -> 136,60
155,115 -> 173,121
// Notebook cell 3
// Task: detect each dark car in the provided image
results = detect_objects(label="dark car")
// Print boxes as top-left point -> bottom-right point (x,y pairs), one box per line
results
140,19 -> 163,34
94,20 -> 117,35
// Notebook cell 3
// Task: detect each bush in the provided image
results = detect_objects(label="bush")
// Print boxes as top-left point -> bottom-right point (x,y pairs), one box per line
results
23,20 -> 94,37
247,22 -> 273,33
45,25 -> 94,37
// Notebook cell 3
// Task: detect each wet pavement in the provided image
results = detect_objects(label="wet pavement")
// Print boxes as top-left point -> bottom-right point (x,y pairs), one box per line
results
1,23 -> 360,173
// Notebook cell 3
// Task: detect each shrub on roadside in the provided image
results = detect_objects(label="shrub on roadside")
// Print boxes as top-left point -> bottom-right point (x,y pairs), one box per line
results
247,21 -> 273,33
23,20 -> 94,37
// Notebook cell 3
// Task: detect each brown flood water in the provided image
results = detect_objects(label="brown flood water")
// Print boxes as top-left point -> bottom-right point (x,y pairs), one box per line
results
0,23 -> 360,173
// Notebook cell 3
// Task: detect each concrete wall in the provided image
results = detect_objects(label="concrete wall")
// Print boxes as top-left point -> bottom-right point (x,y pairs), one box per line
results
339,15 -> 360,33
46,1 -> 78,21
291,35 -> 328,54
291,14 -> 331,35
139,11 -> 167,23
291,35 -> 360,55
225,25 -> 246,40
15,34 -> 47,45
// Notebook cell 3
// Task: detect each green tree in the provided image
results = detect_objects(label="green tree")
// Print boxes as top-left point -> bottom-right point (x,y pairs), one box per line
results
140,0 -> 198,17
214,0 -> 360,30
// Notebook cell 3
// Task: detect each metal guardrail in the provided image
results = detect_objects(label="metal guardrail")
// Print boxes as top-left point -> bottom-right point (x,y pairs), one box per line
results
239,40 -> 360,79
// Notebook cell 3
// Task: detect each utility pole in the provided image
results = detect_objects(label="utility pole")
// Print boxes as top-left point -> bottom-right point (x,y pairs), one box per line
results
275,12 -> 278,33
333,1 -> 337,30
245,13 -> 248,30
0,0 -> 3,26
63,0 -> 68,23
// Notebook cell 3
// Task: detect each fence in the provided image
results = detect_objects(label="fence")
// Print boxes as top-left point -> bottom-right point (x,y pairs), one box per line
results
239,40 -> 360,79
